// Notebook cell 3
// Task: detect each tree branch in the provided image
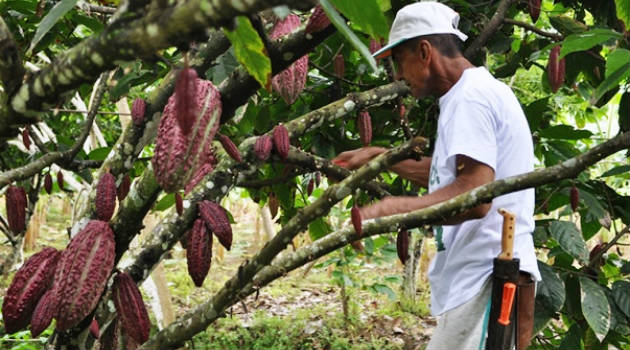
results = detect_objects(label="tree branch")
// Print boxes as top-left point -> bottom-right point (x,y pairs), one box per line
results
588,225 -> 629,268
503,18 -> 563,41
464,0 -> 517,60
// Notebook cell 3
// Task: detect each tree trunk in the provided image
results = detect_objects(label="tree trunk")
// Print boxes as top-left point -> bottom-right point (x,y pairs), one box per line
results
402,233 -> 422,301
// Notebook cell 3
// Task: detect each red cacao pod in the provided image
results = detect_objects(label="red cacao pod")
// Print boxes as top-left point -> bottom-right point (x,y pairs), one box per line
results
398,104 -> 406,119
351,205 -> 362,237
357,111 -> 372,146
307,178 -> 314,196
2,247 -> 60,334
117,174 -> 131,201
186,219 -> 212,287
184,162 -> 215,196
131,98 -> 146,127
57,171 -> 64,190
6,185 -> 27,234
198,200 -> 232,250
175,192 -> 184,216
175,68 -> 199,135
271,14 -> 308,105
528,0 -> 541,23
99,319 -> 120,350
96,172 -> 117,221
44,172 -> 53,194
152,77 -> 221,193
272,124 -> 290,160
315,172 -> 322,187
547,45 -> 565,93
53,220 -> 115,331
397,230 -> 410,264
334,54 -> 345,79
589,243 -> 604,265
350,240 -> 364,252
90,318 -> 100,339
254,134 -> 273,161
369,39 -> 382,55
305,5 -> 331,34
217,133 -> 242,163
22,128 -> 31,149
570,185 -> 579,212
113,272 -> 151,345
268,192 -> 279,219
30,288 -> 56,337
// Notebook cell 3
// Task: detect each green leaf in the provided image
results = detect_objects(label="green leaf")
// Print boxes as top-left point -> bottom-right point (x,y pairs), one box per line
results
538,125 -> 593,140
223,16 -> 272,90
612,280 -> 630,318
372,283 -> 396,300
579,277 -> 611,341
87,147 -> 112,161
320,0 -> 378,72
329,0 -> 389,39
308,217 -> 333,241
534,260 -> 565,332
615,0 -> 630,29
620,92 -> 629,132
548,221 -> 589,264
27,0 -> 78,55
559,323 -> 583,350
605,49 -> 630,78
549,15 -> 588,36
560,29 -> 623,58
590,61 -> 630,105
153,193 -> 175,211
600,165 -> 630,178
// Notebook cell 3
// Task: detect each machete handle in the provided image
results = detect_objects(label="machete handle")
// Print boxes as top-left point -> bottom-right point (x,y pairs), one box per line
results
498,208 -> 515,260
498,282 -> 517,326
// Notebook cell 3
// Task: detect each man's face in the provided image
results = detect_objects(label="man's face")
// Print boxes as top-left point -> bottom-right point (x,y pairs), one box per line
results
392,41 -> 432,98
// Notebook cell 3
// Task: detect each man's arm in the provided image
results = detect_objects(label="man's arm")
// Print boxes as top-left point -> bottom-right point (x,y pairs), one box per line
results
360,155 -> 494,225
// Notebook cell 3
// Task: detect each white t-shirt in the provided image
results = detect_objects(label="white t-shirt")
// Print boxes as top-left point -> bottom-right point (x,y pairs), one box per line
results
427,67 -> 541,316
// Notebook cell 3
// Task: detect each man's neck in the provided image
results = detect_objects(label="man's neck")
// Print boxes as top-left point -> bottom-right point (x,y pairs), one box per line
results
430,56 -> 475,97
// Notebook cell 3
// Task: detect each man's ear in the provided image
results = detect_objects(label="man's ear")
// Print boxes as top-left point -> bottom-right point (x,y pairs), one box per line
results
416,40 -> 432,63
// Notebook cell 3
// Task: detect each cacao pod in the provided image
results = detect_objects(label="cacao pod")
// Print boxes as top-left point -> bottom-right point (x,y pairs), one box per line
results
271,14 -> 308,105
305,5 -> 331,34
131,98 -> 146,126
175,192 -> 184,216
54,220 -> 115,331
351,205 -> 363,237
186,219 -> 212,287
113,272 -> 151,345
6,185 -> 27,234
307,178 -> 314,196
369,39 -> 382,55
198,200 -> 232,250
95,172 -> 117,221
528,0 -> 541,23
350,240 -> 364,252
397,230 -> 410,264
2,247 -> 60,334
57,171 -> 64,190
99,319 -> 120,350
254,134 -> 273,161
117,174 -> 131,201
272,124 -> 290,160
315,172 -> 322,187
217,133 -> 242,163
90,318 -> 100,339
334,54 -> 345,79
357,110 -> 372,146
152,77 -> 221,193
398,104 -> 406,119
22,128 -> 31,149
589,243 -> 604,265
44,172 -> 53,194
175,68 -> 199,135
547,45 -> 565,93
268,192 -> 279,219
570,185 -> 579,212
30,288 -> 56,337
184,161 -> 216,196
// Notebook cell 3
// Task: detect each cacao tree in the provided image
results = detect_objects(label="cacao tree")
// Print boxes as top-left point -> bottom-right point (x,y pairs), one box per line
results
0,0 -> 628,349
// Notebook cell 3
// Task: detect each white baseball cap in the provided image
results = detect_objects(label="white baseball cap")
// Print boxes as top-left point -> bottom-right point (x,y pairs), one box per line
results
373,1 -> 468,59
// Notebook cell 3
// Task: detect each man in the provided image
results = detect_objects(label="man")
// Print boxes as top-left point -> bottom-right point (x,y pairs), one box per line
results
332,2 -> 540,349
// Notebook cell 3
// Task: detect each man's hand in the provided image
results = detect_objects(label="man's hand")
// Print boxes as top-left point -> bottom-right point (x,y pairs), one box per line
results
332,147 -> 386,170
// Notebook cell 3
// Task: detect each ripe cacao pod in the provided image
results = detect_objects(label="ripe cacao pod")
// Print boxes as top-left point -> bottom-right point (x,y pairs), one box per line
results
44,172 -> 53,194
22,128 -> 31,149
152,77 -> 222,193
113,272 -> 151,345
547,45 -> 565,93
307,178 -> 314,196
90,318 -> 100,339
54,220 -> 115,331
186,219 -> 212,287
131,98 -> 146,127
217,133 -> 242,163
175,68 -> 199,135
528,0 -> 541,23
2,247 -> 60,334
198,200 -> 232,250
351,205 -> 362,237
357,111 -> 372,146
272,124 -> 290,160
334,54 -> 345,79
268,192 -> 279,219
305,5 -> 331,34
397,230 -> 410,264
589,243 -> 604,265
350,240 -> 364,252
175,192 -> 184,216
30,288 -> 56,337
570,185 -> 579,212
254,134 -> 273,161
6,185 -> 27,234
184,161 -> 216,196
398,104 -> 406,119
117,174 -> 131,201
95,172 -> 117,221
57,171 -> 64,190
270,14 -> 309,105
